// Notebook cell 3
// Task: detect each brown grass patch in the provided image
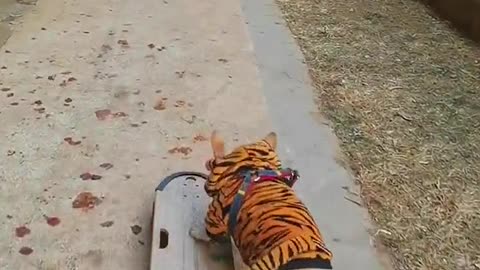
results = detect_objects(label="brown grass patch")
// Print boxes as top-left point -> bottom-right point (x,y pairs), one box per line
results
277,0 -> 480,269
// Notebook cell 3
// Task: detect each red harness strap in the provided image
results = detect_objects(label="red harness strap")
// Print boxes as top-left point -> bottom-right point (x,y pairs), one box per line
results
247,169 -> 299,193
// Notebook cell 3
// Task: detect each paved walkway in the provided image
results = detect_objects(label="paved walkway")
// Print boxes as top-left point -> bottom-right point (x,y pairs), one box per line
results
0,0 -> 383,269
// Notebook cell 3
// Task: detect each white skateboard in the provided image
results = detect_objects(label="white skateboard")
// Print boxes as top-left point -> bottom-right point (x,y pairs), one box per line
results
150,172 -> 234,270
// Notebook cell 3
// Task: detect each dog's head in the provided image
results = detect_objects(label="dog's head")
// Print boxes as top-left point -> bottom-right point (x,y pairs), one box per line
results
203,130 -> 281,197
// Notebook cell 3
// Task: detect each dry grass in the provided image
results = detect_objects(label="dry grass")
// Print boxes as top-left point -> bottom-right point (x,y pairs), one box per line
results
277,0 -> 480,269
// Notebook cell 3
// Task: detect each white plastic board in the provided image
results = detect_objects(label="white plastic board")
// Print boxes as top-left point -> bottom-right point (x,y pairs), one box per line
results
150,173 -> 234,270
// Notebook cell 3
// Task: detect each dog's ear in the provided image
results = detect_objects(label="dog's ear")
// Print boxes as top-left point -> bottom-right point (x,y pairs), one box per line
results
211,130 -> 225,159
263,132 -> 277,150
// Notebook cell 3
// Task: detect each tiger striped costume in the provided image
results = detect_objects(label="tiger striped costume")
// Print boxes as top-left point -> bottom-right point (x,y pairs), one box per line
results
198,131 -> 333,270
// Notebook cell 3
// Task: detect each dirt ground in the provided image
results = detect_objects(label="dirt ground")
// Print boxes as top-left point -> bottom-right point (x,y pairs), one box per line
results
0,0 -> 37,47
1,0 -> 388,268
277,0 -> 480,269
4,0 -> 477,268
0,0 -> 271,268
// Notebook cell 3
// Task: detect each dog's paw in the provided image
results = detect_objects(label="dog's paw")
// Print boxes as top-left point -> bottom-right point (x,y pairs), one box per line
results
189,226 -> 211,242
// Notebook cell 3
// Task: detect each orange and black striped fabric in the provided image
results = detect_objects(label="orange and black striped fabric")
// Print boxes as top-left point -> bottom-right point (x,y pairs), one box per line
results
203,134 -> 333,270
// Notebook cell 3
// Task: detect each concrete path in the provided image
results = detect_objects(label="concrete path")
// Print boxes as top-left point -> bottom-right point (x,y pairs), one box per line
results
0,0 -> 383,269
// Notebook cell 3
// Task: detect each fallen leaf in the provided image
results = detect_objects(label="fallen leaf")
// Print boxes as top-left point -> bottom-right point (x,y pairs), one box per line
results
395,111 -> 413,122
100,221 -> 114,227
15,226 -> 31,238
44,216 -> 61,227
91,174 -> 102,180
174,100 -> 186,107
72,192 -> 101,210
175,71 -> 185,78
19,247 -> 33,255
117,39 -> 129,47
95,109 -> 127,120
112,112 -> 127,118
34,107 -> 45,113
130,225 -> 142,235
344,196 -> 362,206
99,163 -> 113,170
193,134 -> 208,143
181,115 -> 196,124
168,146 -> 192,156
59,80 -> 67,87
80,172 -> 92,180
95,109 -> 112,120
154,100 -> 166,111
64,137 -> 81,145
48,75 -> 56,81
101,44 -> 112,52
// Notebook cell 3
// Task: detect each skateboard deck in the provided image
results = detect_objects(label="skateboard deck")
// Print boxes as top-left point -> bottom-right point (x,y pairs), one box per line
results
150,172 -> 234,270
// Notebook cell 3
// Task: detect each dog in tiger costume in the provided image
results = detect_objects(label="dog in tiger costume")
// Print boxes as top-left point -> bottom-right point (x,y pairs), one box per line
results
190,131 -> 333,270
